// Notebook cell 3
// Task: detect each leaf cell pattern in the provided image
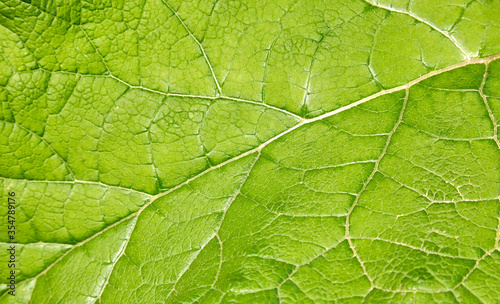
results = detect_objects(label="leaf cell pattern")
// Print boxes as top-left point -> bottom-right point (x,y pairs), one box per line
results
0,0 -> 500,303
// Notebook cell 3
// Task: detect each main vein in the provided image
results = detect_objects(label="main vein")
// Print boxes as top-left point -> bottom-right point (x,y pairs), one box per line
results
10,54 -> 500,291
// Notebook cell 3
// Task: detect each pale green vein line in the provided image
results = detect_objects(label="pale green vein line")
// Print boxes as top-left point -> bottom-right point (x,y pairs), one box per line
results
363,0 -> 470,58
1,121 -> 76,180
351,237 -> 477,260
12,55 -> 500,289
453,248 -> 498,290
221,96 -> 304,121
388,152 -> 465,199
0,279 -> 35,301
0,241 -> 71,247
373,287 -> 451,295
146,101 -> 164,193
165,152 -> 261,301
210,234 -> 224,296
79,24 -> 111,74
46,69 -> 303,121
376,170 -> 436,202
308,54 -> 500,124
346,88 -> 408,288
0,177 -> 151,197
277,265 -> 299,301
301,30 -> 331,113
367,13 -> 387,90
403,122 -> 495,142
10,210 -> 142,289
0,52 -> 14,76
37,54 -> 500,124
93,217 -> 139,303
479,62 -> 500,149
160,0 -> 222,94
20,54 -> 500,199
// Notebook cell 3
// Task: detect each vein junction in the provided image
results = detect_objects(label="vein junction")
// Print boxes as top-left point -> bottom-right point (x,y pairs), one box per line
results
5,54 -> 500,302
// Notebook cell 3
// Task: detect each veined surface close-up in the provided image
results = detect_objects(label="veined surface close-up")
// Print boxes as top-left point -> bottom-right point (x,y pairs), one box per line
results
0,0 -> 499,303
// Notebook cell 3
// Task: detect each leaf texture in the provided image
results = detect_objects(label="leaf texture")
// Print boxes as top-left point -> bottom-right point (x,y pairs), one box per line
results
0,0 -> 499,303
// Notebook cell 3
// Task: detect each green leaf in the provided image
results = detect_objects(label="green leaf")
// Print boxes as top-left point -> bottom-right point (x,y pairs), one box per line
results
0,0 -> 499,303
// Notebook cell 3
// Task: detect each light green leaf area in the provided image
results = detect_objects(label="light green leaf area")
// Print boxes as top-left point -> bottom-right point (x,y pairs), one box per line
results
0,0 -> 499,303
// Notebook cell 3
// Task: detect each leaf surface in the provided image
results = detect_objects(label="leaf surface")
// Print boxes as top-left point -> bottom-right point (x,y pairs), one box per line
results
0,0 -> 499,303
